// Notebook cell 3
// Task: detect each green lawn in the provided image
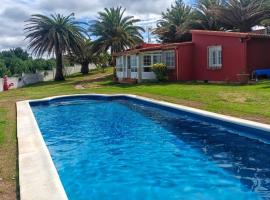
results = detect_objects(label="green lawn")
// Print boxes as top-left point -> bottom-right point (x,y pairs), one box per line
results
0,108 -> 7,144
0,67 -> 270,199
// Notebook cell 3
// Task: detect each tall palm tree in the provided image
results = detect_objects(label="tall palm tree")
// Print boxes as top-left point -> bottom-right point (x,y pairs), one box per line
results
192,0 -> 227,31
68,39 -> 93,74
89,7 -> 144,55
154,0 -> 193,43
25,13 -> 85,81
214,0 -> 270,32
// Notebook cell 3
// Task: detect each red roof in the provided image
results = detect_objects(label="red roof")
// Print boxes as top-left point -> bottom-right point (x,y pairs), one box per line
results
137,43 -> 161,49
191,30 -> 270,39
114,42 -> 193,56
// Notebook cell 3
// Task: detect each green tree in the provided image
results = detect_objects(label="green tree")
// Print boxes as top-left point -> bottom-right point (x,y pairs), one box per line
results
10,47 -> 29,60
92,52 -> 111,72
68,39 -> 93,74
9,57 -> 27,75
192,0 -> 227,30
89,7 -> 144,55
25,13 -> 85,81
214,0 -> 270,32
0,59 -> 11,77
154,0 -> 193,43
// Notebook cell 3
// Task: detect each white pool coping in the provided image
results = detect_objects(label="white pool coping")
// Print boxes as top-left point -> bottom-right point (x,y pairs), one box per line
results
17,94 -> 270,199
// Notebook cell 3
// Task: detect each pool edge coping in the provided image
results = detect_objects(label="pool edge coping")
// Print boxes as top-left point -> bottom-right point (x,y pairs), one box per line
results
17,101 -> 68,200
17,93 -> 270,199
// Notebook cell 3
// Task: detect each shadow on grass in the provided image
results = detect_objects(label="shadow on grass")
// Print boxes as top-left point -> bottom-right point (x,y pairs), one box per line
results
23,79 -> 74,88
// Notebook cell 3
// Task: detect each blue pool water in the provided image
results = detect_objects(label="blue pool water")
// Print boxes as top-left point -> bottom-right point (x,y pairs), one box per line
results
31,97 -> 270,200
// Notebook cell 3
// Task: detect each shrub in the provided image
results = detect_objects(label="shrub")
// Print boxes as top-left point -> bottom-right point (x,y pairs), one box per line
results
152,63 -> 168,81
0,59 -> 11,77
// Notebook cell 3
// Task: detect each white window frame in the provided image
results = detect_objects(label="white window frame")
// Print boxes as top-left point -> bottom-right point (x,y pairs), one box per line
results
130,55 -> 137,72
143,54 -> 152,67
164,50 -> 175,69
153,52 -> 162,64
208,46 -> 222,69
116,56 -> 124,72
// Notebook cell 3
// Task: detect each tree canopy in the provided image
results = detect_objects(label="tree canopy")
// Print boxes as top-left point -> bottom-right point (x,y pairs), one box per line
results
154,0 -> 270,43
154,0 -> 193,43
214,0 -> 270,32
25,13 -> 85,80
0,47 -> 55,77
89,7 -> 145,54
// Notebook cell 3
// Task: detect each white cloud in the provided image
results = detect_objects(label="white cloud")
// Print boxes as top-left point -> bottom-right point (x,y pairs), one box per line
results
0,0 -> 181,51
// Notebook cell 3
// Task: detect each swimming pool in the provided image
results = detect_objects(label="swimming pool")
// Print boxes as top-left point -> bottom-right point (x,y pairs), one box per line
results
27,95 -> 270,200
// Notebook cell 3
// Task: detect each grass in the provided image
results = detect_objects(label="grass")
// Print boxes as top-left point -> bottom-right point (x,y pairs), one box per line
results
0,66 -> 270,199
0,108 -> 7,144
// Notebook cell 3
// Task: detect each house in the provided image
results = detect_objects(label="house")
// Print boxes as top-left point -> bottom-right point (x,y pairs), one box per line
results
114,30 -> 270,83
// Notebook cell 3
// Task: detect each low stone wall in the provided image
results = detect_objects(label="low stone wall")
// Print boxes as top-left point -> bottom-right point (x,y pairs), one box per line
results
0,64 -> 96,92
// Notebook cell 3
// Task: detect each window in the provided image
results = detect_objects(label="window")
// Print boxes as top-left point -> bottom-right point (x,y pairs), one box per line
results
164,51 -> 175,68
153,53 -> 162,64
208,46 -> 222,69
143,55 -> 151,66
130,55 -> 137,72
116,56 -> 124,72
144,67 -> 152,72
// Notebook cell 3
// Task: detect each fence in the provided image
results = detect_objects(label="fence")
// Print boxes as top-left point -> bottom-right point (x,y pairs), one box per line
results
0,64 -> 96,92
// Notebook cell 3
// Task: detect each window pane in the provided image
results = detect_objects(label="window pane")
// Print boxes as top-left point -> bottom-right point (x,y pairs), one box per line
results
208,46 -> 222,69
218,50 -> 222,65
144,67 -> 152,72
130,55 -> 137,67
153,54 -> 162,64
212,51 -> 216,65
143,55 -> 151,66
165,51 -> 175,68
116,57 -> 123,67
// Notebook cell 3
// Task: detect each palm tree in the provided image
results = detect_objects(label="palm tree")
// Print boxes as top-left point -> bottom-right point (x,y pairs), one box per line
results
214,0 -> 270,32
89,7 -> 144,55
154,0 -> 193,43
68,39 -> 93,74
192,0 -> 227,31
25,13 -> 85,81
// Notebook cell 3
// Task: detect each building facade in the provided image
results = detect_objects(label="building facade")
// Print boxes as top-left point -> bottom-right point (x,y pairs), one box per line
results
115,30 -> 270,83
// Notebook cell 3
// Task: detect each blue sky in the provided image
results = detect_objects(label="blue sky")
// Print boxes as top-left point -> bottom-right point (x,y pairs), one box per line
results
0,0 -> 194,50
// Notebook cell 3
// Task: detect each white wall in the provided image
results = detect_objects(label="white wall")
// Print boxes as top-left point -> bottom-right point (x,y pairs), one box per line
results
0,78 -> 3,92
142,72 -> 156,80
131,72 -> 138,79
0,64 -> 96,92
116,72 -> 124,79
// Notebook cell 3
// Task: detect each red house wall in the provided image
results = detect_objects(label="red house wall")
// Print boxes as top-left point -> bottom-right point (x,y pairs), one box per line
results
247,38 -> 270,73
168,43 -> 194,81
192,34 -> 247,82
177,43 -> 194,81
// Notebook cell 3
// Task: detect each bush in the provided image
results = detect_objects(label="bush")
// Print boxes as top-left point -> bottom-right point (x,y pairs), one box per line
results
152,63 -> 168,81
0,48 -> 56,76
0,59 -> 11,77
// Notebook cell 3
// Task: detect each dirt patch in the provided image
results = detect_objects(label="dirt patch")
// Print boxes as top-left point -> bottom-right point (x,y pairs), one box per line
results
74,73 -> 112,85
83,84 -> 102,89
219,92 -> 253,103
74,84 -> 85,90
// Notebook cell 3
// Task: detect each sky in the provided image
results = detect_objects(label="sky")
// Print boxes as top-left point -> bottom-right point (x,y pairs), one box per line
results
0,0 -> 193,51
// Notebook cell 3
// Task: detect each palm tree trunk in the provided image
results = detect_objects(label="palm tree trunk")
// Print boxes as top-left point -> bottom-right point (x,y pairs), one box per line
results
81,62 -> 89,74
55,51 -> 65,81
